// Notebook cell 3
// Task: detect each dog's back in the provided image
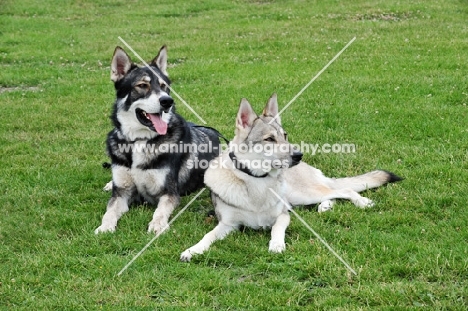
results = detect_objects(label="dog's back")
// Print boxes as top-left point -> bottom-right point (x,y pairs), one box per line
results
177,124 -> 221,196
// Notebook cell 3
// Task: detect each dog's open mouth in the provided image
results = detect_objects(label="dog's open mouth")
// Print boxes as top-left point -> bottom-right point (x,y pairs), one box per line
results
136,108 -> 167,135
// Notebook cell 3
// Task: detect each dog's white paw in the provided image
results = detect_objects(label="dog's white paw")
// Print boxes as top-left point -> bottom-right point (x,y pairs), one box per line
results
354,197 -> 374,208
103,181 -> 113,191
94,223 -> 116,234
148,217 -> 169,235
268,240 -> 286,253
180,250 -> 193,262
318,200 -> 334,213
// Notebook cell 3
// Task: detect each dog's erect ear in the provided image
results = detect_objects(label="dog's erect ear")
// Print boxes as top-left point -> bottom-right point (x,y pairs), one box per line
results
151,45 -> 168,76
262,93 -> 281,125
111,47 -> 132,82
236,98 -> 257,130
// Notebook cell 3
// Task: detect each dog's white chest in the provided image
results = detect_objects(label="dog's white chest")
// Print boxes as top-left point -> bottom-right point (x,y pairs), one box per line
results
241,198 -> 285,229
206,163 -> 288,229
128,142 -> 168,199
130,167 -> 168,200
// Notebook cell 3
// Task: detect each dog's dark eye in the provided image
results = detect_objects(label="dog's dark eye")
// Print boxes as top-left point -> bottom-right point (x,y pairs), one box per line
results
135,82 -> 150,90
265,136 -> 276,142
160,82 -> 169,92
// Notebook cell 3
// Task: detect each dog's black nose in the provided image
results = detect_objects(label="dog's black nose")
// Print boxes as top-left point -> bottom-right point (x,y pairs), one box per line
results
159,95 -> 174,110
291,149 -> 303,166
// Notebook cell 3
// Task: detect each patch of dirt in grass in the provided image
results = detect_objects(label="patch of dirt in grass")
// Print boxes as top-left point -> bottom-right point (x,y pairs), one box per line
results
353,11 -> 417,21
0,86 -> 40,93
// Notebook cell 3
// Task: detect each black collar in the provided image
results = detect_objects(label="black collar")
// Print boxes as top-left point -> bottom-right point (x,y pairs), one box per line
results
228,152 -> 268,178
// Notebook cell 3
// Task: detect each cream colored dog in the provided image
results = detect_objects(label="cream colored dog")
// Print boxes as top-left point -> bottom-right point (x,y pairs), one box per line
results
180,94 -> 401,261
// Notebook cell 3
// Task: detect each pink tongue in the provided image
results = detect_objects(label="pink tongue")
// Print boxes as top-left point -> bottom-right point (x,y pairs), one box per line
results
147,113 -> 167,135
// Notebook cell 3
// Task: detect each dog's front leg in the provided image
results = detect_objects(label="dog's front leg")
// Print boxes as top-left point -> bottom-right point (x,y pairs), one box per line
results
180,222 -> 236,262
95,191 -> 132,234
269,212 -> 290,253
148,194 -> 180,234
95,166 -> 134,234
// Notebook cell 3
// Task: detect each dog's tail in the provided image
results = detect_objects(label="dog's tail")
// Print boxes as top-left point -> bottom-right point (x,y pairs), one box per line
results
330,170 -> 403,192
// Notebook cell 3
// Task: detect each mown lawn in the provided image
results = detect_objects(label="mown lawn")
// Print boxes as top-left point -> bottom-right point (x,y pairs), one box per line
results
1,0 -> 467,309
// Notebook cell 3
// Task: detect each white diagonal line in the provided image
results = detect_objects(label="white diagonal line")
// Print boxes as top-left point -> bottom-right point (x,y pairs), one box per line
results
117,187 -> 207,276
270,36 -> 356,124
118,36 -> 207,124
268,188 -> 357,275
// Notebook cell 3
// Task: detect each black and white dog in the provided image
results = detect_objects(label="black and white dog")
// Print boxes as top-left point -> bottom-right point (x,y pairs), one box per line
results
95,46 -> 220,234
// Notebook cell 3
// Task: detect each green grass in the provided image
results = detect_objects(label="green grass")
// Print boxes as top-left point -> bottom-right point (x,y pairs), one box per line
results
1,0 -> 467,309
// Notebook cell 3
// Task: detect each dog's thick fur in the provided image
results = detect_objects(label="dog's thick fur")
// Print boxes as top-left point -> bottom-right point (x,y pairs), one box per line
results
95,46 -> 220,234
180,94 -> 401,261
